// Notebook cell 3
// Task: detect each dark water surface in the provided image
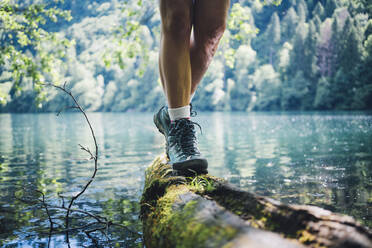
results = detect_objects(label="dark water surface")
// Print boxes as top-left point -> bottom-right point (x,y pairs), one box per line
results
0,112 -> 371,247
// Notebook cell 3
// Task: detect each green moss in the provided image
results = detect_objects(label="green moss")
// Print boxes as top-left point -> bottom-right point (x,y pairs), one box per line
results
144,184 -> 239,248
140,157 -> 187,219
186,175 -> 216,193
208,191 -> 307,239
298,230 -> 314,243
141,157 -> 240,247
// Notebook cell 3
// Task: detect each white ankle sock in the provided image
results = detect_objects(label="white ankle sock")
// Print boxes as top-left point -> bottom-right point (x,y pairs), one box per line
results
168,105 -> 190,121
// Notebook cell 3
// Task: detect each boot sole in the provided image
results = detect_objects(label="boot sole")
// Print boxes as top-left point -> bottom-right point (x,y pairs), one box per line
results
172,158 -> 208,175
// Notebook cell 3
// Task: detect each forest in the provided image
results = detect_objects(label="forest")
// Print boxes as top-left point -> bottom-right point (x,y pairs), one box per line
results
0,0 -> 371,112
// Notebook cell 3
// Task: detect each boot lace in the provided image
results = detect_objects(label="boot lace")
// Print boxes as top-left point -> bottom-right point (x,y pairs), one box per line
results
169,119 -> 202,156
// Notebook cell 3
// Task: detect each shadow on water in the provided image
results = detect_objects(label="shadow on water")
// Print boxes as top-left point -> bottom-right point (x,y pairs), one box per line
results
0,112 -> 371,246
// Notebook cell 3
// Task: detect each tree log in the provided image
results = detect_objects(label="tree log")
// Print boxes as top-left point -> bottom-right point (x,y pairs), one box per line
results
140,156 -> 372,248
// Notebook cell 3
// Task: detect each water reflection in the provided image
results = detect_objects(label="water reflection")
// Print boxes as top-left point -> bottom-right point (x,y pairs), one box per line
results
197,112 -> 372,226
0,112 -> 371,246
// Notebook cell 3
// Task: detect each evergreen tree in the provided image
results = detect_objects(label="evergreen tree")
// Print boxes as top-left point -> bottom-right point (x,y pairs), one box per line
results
303,21 -> 319,82
281,71 -> 311,110
297,1 -> 307,23
353,35 -> 372,109
252,64 -> 281,111
288,0 -> 297,7
254,12 -> 281,66
364,20 -> 372,41
281,7 -> 299,42
1,0 -> 370,112
269,12 -> 281,62
312,15 -> 322,33
312,2 -> 326,21
307,0 -> 316,14
313,76 -> 332,109
328,17 -> 341,76
351,0 -> 372,17
325,0 -> 338,17
339,17 -> 361,73
286,22 -> 307,78
297,0 -> 309,19
283,21 -> 318,108
331,69 -> 353,109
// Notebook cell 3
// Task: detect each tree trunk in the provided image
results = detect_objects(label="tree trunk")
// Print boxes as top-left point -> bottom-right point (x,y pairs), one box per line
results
140,156 -> 372,248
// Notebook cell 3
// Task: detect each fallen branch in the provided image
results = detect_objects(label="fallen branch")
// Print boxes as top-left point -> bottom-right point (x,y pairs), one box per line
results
141,156 -> 372,248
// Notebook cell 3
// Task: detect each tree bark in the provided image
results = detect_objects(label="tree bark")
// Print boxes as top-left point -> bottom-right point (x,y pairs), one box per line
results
140,156 -> 372,248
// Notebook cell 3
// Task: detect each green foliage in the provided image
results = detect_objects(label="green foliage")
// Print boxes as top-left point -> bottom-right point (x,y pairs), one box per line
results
325,0 -> 339,17
104,0 -> 150,77
228,3 -> 258,42
224,3 -> 257,68
253,64 -> 281,110
314,77 -> 332,109
1,0 -> 372,112
352,0 -> 372,16
254,12 -> 281,65
187,175 -> 215,193
312,2 -> 325,20
281,71 -> 310,110
281,7 -> 298,41
0,0 -> 73,107
353,34 -> 372,109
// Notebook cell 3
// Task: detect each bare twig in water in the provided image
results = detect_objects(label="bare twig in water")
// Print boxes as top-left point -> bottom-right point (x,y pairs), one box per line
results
15,82 -> 142,246
34,189 -> 54,230
41,82 -> 99,245
16,193 -> 138,235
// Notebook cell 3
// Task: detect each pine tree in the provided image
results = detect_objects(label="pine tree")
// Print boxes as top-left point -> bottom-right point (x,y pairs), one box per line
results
286,22 -> 307,78
312,2 -> 326,21
297,0 -> 309,19
339,17 -> 361,73
307,0 -> 316,14
281,7 -> 299,42
269,12 -> 281,45
297,1 -> 307,23
312,15 -> 322,33
254,12 -> 281,66
364,20 -> 372,41
281,71 -> 311,110
303,21 -> 319,81
331,69 -> 352,109
328,17 -> 340,76
264,12 -> 281,66
313,77 -> 332,109
325,0 -> 338,17
284,20 -> 319,107
288,0 -> 297,8
353,34 -> 372,109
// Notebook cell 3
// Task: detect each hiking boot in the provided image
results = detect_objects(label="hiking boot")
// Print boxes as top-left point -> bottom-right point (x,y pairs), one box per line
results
167,118 -> 208,175
153,104 -> 197,158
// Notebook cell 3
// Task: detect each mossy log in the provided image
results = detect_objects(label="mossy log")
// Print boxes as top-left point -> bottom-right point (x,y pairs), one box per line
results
140,156 -> 372,248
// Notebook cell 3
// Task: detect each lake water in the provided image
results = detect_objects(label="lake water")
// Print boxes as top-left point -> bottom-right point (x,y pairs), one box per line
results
0,112 -> 371,247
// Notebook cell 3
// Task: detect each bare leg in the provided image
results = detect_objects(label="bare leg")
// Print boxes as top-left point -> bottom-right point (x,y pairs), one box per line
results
159,0 -> 193,108
190,0 -> 230,95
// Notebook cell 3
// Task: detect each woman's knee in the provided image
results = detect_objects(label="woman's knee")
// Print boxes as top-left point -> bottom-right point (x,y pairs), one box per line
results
202,21 -> 227,45
160,0 -> 192,40
196,21 -> 226,56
